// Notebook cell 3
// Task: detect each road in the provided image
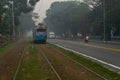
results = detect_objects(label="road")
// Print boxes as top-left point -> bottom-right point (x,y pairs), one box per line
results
48,39 -> 120,72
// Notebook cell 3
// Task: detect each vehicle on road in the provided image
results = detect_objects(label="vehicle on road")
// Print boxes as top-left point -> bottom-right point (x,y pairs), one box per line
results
84,34 -> 90,43
33,23 -> 47,43
48,32 -> 56,39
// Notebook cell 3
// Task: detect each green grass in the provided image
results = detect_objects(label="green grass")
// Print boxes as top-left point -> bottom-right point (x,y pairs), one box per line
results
48,43 -> 120,80
29,45 -> 38,54
16,45 -> 51,80
0,41 -> 16,57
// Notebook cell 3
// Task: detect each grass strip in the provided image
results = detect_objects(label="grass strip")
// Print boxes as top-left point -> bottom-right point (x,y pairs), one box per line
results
29,45 -> 38,54
48,43 -> 120,80
16,44 -> 51,80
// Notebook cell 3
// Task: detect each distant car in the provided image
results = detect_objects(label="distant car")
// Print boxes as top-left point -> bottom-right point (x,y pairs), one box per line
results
33,23 -> 47,43
49,32 -> 55,39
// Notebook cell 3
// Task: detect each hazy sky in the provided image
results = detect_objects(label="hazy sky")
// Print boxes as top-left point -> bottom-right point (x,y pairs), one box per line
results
33,0 -> 76,22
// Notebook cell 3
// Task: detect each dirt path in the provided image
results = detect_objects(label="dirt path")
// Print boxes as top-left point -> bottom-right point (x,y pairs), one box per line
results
39,44 -> 103,80
0,41 -> 27,80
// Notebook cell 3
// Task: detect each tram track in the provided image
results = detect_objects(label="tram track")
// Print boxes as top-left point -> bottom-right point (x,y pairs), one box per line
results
0,41 -> 27,80
47,44 -> 108,80
3,42 -> 113,80
39,48 -> 62,80
12,43 -> 62,80
39,44 -> 105,80
15,43 -> 60,80
12,49 -> 24,80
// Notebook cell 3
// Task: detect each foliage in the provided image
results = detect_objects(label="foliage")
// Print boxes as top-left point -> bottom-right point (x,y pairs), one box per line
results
44,1 -> 90,36
29,0 -> 39,6
45,0 -> 120,39
0,0 -> 39,35
89,0 -> 120,39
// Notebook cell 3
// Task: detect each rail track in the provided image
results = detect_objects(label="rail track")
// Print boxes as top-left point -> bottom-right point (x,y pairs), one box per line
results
39,44 -> 105,80
39,48 -> 62,80
1,42 -> 109,80
13,43 -> 61,80
47,44 -> 108,80
12,49 -> 24,80
0,41 -> 27,80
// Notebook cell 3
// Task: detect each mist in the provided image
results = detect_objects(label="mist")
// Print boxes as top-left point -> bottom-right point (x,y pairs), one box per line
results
18,13 -> 35,38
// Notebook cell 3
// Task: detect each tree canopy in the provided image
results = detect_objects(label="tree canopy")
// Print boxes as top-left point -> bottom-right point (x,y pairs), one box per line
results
44,0 -> 120,39
45,1 -> 90,36
0,0 -> 38,35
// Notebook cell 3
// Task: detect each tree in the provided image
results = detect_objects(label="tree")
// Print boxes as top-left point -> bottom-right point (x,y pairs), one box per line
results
0,0 -> 39,35
44,1 -> 90,36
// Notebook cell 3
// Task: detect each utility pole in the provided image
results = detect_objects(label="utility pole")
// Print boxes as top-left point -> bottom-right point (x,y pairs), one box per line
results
18,28 -> 21,38
12,1 -> 15,37
9,1 -> 15,37
103,0 -> 106,41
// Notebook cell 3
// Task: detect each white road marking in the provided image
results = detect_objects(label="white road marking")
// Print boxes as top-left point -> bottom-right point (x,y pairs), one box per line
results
55,44 -> 120,70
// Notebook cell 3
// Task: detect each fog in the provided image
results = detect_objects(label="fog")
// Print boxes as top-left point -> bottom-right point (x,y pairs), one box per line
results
18,13 -> 35,38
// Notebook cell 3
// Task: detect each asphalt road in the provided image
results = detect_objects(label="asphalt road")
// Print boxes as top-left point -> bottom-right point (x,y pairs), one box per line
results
48,39 -> 120,72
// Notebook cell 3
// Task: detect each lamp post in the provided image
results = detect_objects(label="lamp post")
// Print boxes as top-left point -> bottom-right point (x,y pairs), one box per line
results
9,1 -> 15,37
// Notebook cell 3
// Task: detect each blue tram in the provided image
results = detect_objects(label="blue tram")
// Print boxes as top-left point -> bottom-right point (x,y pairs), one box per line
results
33,23 -> 47,43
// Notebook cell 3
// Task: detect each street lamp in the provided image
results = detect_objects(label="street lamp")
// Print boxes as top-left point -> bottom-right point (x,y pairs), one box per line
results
9,1 -> 15,37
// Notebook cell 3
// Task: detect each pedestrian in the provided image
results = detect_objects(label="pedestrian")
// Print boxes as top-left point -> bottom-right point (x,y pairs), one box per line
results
85,34 -> 89,43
